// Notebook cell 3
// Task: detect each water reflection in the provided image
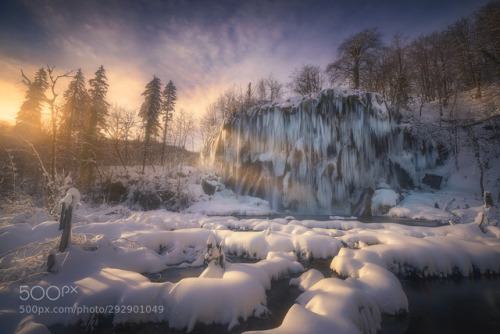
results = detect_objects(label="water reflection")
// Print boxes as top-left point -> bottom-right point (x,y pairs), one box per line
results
381,277 -> 500,333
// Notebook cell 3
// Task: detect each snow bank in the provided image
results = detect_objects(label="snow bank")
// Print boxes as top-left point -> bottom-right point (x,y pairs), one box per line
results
186,189 -> 271,216
0,220 -> 60,254
217,229 -> 343,260
2,203 -> 500,333
335,223 -> 500,278
250,275 -> 381,334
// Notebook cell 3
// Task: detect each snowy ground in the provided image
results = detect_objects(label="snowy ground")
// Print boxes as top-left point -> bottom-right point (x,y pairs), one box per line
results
0,193 -> 499,333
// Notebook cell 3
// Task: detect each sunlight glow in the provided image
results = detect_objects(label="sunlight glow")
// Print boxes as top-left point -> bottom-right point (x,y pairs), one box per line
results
0,80 -> 23,124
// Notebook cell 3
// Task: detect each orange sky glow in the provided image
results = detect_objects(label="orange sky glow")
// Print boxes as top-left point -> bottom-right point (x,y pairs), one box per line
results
0,0 -> 489,126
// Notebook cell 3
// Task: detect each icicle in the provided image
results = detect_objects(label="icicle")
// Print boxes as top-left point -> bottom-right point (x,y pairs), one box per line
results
206,89 -> 437,214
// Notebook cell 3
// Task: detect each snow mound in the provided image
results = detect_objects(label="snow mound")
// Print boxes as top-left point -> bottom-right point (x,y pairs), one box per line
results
218,229 -> 343,260
123,252 -> 303,332
186,189 -> 271,216
249,277 -> 381,334
331,248 -> 408,315
289,269 -> 324,291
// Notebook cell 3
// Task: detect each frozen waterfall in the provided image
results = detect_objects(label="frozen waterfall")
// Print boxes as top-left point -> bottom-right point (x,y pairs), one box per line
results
206,89 -> 437,215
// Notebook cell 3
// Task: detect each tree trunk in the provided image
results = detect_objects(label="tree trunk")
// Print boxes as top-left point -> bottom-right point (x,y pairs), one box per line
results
47,90 -> 59,208
468,128 -> 484,199
353,60 -> 360,89
142,134 -> 149,174
113,139 -> 127,171
161,118 -> 168,165
484,192 -> 493,208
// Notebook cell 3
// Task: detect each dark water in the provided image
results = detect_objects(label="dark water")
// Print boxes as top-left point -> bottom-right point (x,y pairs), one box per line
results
382,277 -> 500,334
234,214 -> 443,228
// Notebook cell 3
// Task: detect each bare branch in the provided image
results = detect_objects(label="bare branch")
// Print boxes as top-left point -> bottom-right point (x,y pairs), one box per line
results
20,69 -> 32,86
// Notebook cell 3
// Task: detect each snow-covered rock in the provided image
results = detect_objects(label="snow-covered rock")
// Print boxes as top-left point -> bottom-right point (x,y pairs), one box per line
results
371,189 -> 400,215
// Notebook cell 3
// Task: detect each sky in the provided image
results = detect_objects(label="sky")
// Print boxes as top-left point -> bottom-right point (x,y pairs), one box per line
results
0,0 -> 490,124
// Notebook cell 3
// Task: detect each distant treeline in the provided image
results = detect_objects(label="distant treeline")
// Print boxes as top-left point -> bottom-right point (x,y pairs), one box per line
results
200,1 -> 500,138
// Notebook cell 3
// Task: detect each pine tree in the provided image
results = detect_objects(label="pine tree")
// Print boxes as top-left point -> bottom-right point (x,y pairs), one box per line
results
80,65 -> 109,189
161,80 -> 177,165
139,75 -> 163,173
60,69 -> 87,171
15,68 -> 48,141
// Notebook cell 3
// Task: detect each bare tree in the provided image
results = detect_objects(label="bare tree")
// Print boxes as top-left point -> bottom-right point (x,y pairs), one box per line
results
326,28 -> 383,89
429,31 -> 455,116
23,66 -> 72,187
243,82 -> 255,109
265,74 -> 284,101
106,105 -> 137,169
21,66 -> 73,208
288,64 -> 325,96
223,88 -> 240,118
380,34 -> 411,109
408,35 -> 434,115
475,1 -> 500,78
447,18 -> 482,97
173,109 -> 196,149
256,78 -> 267,102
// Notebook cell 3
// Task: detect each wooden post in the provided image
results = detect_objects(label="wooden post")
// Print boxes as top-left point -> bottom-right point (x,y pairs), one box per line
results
58,198 -> 74,252
484,191 -> 493,209
56,188 -> 80,253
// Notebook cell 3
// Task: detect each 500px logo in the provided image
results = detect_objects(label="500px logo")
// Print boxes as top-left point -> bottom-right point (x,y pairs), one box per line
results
19,285 -> 78,301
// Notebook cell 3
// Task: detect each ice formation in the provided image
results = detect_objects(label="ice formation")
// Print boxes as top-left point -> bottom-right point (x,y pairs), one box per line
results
207,89 -> 437,214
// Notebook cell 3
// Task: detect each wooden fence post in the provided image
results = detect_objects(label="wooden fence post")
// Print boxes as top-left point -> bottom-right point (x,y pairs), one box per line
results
57,188 -> 80,253
58,200 -> 73,252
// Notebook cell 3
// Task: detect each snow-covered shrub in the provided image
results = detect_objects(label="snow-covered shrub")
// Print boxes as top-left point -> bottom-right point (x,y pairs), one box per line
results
91,166 -> 201,211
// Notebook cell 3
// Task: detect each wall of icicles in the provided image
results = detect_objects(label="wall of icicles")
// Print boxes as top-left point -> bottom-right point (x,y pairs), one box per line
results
207,89 -> 437,214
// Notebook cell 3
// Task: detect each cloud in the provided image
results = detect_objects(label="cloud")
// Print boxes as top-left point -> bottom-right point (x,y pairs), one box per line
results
0,0 -> 493,122
1,0 -> 344,120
